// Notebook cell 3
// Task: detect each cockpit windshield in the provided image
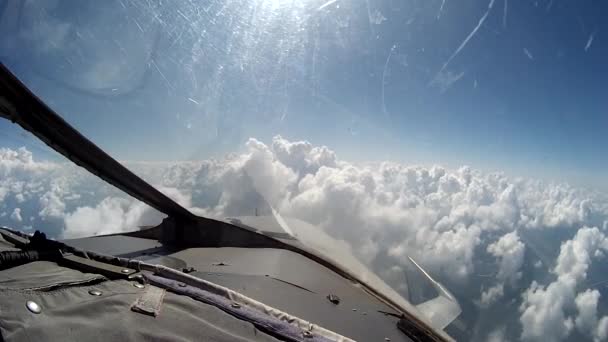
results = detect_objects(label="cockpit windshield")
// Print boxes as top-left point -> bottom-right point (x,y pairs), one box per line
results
2,1 -> 608,341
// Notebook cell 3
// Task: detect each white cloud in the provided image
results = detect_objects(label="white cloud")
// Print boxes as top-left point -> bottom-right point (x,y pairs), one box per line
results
241,138 -> 297,206
487,327 -> 509,342
15,193 -> 25,203
0,147 -> 54,176
488,231 -> 525,284
554,227 -> 608,285
520,227 -> 608,341
3,139 -> 608,342
39,186 -> 66,219
596,317 -> 608,342
573,289 -> 608,342
575,289 -> 600,332
10,208 -> 22,222
63,197 -> 162,238
271,135 -> 337,176
481,283 -> 504,307
520,280 -> 574,341
157,187 -> 192,208
479,232 -> 525,308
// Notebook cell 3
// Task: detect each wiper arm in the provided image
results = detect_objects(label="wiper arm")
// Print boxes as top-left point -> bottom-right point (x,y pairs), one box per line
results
0,62 -> 196,223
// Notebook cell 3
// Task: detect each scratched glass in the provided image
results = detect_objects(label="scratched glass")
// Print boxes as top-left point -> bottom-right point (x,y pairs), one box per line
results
1,1 -> 607,341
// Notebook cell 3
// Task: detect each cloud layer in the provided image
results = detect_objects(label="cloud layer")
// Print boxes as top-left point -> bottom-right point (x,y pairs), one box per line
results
2,137 -> 608,341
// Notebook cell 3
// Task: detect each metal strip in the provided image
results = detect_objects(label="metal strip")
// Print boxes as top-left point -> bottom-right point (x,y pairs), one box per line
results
145,273 -> 335,342
142,266 -> 354,342
60,254 -> 135,279
0,228 -> 29,247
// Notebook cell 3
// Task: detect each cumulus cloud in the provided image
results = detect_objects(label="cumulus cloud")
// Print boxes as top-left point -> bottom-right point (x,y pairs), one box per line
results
0,146 -> 158,237
10,208 -> 22,222
554,227 -> 608,285
0,147 -> 55,176
480,283 -> 504,307
39,183 -> 67,219
520,227 -> 608,341
487,231 -> 525,284
63,197 -> 162,238
574,290 -> 608,342
520,280 -> 575,341
596,317 -> 608,342
3,138 -> 608,342
575,289 -> 600,332
487,327 -> 509,342
479,231 -> 525,307
271,135 -> 337,175
15,193 -> 25,203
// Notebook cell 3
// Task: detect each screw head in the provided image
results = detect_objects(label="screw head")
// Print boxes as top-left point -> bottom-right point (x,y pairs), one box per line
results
88,289 -> 102,296
129,274 -> 144,280
26,301 -> 41,314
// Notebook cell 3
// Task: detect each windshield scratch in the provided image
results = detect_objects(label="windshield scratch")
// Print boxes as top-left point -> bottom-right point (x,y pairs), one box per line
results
437,0 -> 447,19
503,0 -> 508,28
585,31 -> 595,52
382,45 -> 396,118
133,18 -> 144,33
318,0 -> 338,11
433,0 -> 495,82
151,59 -> 173,91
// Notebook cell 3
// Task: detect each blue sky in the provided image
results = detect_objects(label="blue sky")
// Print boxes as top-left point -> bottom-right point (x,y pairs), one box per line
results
1,0 -> 607,187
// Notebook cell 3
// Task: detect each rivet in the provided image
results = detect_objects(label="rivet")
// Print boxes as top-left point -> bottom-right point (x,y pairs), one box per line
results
231,302 -> 241,309
88,289 -> 102,296
384,338 -> 391,341
132,283 -> 145,289
302,331 -> 313,338
129,274 -> 144,281
121,269 -> 132,274
352,308 -> 357,312
177,282 -> 187,287
26,301 -> 41,314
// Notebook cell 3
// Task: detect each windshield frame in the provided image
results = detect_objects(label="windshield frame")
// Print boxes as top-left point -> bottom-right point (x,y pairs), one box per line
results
0,61 -> 453,341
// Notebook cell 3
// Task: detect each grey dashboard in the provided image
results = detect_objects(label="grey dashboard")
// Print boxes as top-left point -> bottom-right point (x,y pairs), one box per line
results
65,235 -> 413,342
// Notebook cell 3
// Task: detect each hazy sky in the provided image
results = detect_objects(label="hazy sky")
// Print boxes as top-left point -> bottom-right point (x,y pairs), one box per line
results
1,0 -> 607,187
